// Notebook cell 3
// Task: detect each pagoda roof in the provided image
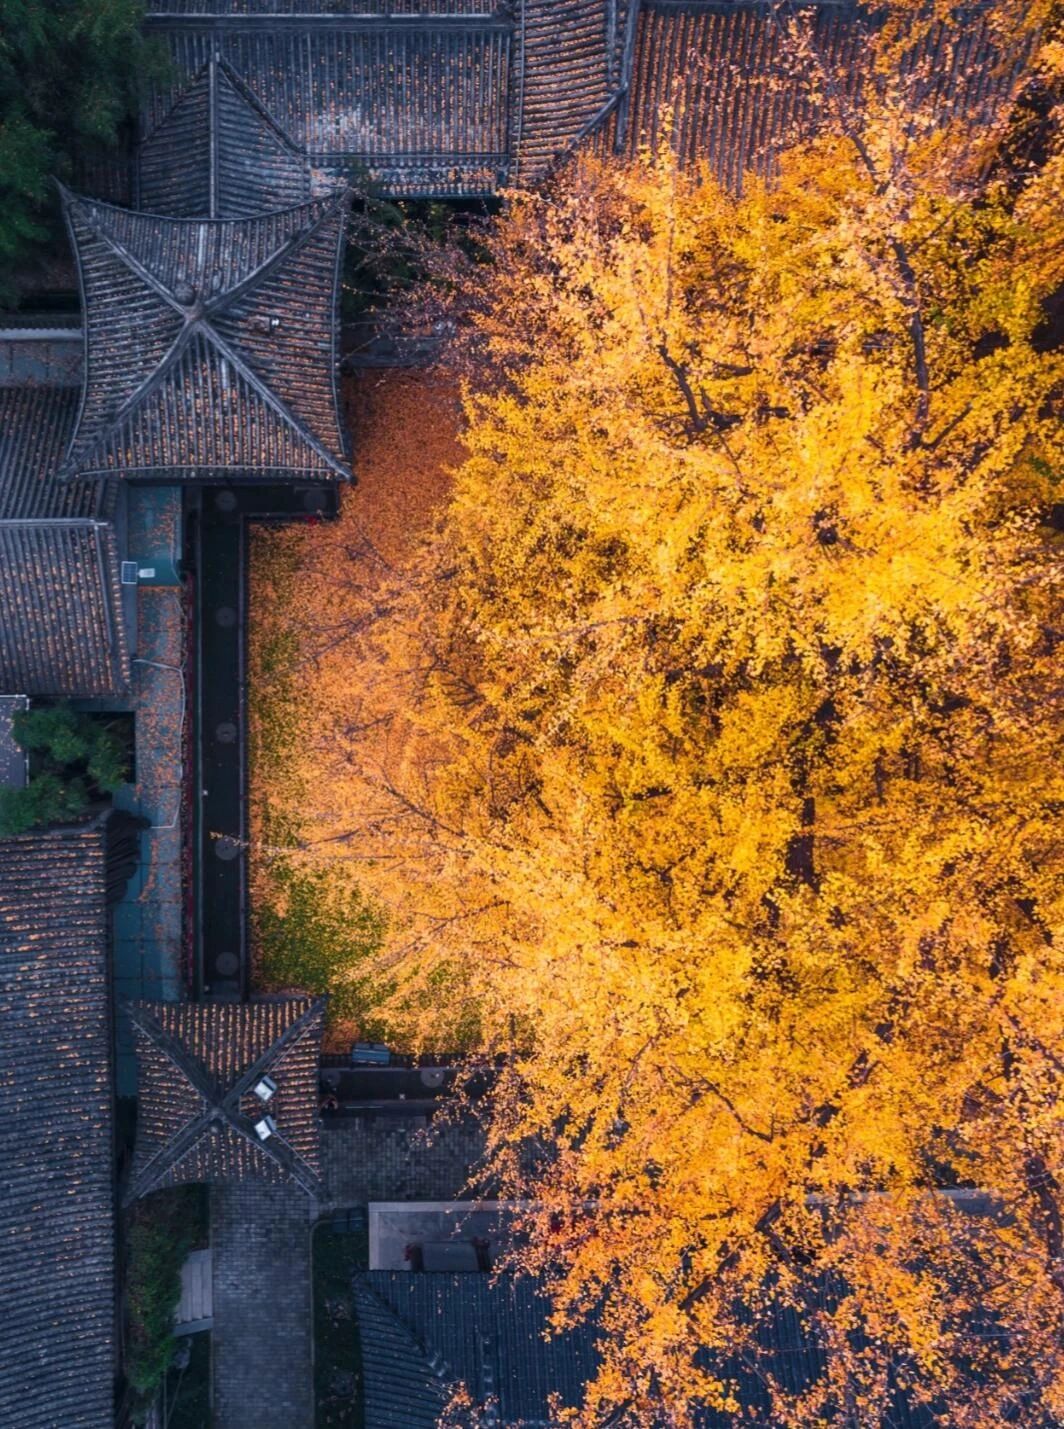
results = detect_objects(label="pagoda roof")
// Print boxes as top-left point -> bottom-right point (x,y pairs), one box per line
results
143,4 -> 517,197
60,188 -> 351,483
139,55 -> 311,218
0,822 -> 116,1428
128,997 -> 327,1200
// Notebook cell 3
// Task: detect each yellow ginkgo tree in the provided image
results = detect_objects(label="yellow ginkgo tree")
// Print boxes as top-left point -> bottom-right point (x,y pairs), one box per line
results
266,6 -> 1064,1424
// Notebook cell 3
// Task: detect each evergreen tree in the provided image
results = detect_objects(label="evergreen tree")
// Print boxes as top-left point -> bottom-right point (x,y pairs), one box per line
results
0,0 -> 160,305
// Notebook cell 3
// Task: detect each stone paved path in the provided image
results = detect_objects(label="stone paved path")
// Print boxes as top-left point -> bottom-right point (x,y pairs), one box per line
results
211,1182 -> 314,1429
112,560 -> 187,1094
321,1112 -> 488,1210
209,1115 -> 488,1426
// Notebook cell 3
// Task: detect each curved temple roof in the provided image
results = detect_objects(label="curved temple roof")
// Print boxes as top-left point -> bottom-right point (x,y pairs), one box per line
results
60,187 -> 352,483
142,2 -> 1032,199
139,55 -> 312,218
128,997 -> 328,1200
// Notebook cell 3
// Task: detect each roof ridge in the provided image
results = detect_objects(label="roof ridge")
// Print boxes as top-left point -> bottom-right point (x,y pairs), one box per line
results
223,995 -> 326,1105
138,53 -> 210,149
213,54 -> 306,159
0,516 -> 114,528
355,1275 -> 456,1388
202,185 -> 348,316
203,322 -> 350,480
62,326 -> 194,480
66,181 -> 343,229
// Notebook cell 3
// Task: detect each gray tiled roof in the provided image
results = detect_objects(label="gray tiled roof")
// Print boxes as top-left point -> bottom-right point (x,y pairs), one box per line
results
0,385 -> 97,519
354,1271 -> 600,1427
513,0 -> 632,181
0,386 -> 129,697
596,1 -> 1026,187
147,0 -> 495,12
356,1264 -> 943,1426
61,188 -> 351,483
0,822 -> 115,1429
129,997 -> 327,1198
141,2 -> 1021,202
0,520 -> 130,696
143,9 -> 514,197
139,57 -> 312,218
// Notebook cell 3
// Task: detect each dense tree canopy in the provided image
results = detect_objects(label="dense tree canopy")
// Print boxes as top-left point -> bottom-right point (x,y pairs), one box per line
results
0,0 -> 156,304
255,5 -> 1064,1424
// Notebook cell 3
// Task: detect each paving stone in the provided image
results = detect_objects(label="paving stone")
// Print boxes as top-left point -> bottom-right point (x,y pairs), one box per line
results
208,1116 -> 489,1426
211,1183 -> 314,1429
113,903 -> 142,940
110,551 -> 187,1096
320,1114 -> 489,1211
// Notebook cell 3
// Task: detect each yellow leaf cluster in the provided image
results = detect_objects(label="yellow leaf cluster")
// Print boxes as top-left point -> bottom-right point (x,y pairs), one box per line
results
253,14 -> 1064,1424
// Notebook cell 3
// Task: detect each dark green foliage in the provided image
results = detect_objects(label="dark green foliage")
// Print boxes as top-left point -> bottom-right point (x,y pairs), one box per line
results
0,703 -> 131,835
0,770 -> 89,834
257,858 -> 388,1028
86,724 -> 130,792
0,0 -> 164,305
124,1186 -> 206,1423
313,1224 -> 367,1428
14,703 -> 93,764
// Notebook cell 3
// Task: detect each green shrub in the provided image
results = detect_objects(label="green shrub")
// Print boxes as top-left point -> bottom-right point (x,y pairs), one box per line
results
124,1187 -> 205,1422
0,771 -> 89,835
86,725 -> 129,793
14,704 -> 92,764
0,703 -> 131,836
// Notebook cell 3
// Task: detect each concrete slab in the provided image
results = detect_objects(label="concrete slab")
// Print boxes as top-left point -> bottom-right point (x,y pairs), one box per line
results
175,1248 -> 213,1333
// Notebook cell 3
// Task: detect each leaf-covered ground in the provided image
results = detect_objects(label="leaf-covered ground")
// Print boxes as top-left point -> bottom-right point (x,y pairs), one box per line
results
247,370 -> 462,1045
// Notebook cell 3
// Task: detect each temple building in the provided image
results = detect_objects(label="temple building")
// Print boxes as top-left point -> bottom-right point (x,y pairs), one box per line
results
60,188 -> 351,486
139,0 -> 1018,201
127,998 -> 328,1200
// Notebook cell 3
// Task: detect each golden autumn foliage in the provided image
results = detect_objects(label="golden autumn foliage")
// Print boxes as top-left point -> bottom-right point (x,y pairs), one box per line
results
253,8 -> 1064,1425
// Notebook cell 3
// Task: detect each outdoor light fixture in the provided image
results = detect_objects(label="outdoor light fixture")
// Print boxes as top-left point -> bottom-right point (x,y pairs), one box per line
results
253,1075 -> 278,1103
254,1115 -> 278,1141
